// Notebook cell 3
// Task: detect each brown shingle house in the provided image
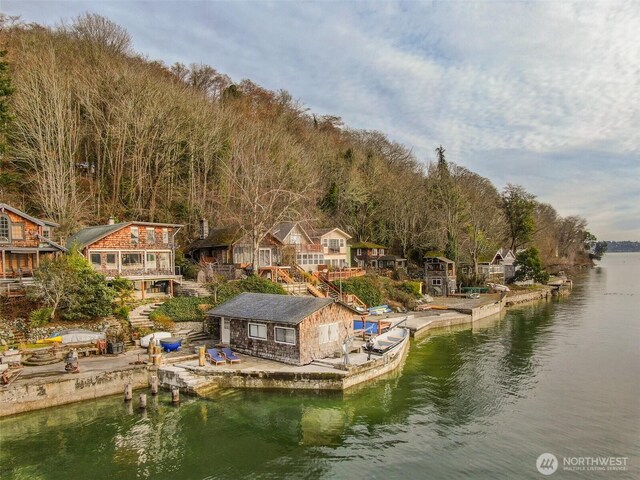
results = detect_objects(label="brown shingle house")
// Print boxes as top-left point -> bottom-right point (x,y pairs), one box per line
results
206,293 -> 359,365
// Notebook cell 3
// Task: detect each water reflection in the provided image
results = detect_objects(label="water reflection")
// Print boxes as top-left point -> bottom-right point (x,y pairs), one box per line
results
2,258 -> 637,480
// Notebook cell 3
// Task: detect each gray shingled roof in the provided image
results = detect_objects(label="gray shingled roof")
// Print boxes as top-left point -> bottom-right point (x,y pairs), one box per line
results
67,223 -> 128,249
187,226 -> 242,252
270,222 -> 297,243
206,292 -> 336,324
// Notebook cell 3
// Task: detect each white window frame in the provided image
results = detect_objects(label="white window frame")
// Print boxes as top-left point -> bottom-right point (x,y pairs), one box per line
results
431,278 -> 442,286
162,228 -> 169,244
248,322 -> 267,340
356,248 -> 362,256
10,223 -> 24,240
130,226 -> 139,245
319,322 -> 339,344
372,248 -> 378,256
274,326 -> 296,345
379,249 -> 384,255
105,253 -> 117,269
146,227 -> 156,244
90,253 -> 101,268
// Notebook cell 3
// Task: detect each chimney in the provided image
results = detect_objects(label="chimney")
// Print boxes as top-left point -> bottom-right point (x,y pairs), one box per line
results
199,219 -> 209,240
107,217 -> 115,225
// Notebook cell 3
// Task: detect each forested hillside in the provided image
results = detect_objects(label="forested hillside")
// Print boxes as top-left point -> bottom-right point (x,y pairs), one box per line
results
0,14 -> 594,269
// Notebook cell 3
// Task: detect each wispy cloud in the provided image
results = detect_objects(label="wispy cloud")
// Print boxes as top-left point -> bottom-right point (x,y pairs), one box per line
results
5,0 -> 639,240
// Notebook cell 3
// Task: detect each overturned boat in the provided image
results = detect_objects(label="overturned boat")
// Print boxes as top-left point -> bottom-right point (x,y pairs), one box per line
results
363,324 -> 409,355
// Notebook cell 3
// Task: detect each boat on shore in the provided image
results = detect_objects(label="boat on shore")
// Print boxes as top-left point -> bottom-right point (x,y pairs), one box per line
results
363,325 -> 409,355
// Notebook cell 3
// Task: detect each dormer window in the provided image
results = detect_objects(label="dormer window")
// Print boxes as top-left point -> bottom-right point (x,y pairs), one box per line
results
0,215 -> 10,243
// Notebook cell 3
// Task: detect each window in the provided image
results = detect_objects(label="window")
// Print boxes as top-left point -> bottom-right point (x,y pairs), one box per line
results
356,249 -> 362,256
90,253 -> 102,268
372,249 -> 378,256
248,323 -> 267,340
146,228 -> 156,244
130,226 -> 139,245
275,327 -> 296,345
322,238 -> 328,247
318,323 -> 339,344
289,233 -> 301,245
431,278 -> 442,286
162,228 -> 169,244
106,253 -> 117,269
122,253 -> 143,269
379,249 -> 384,256
11,223 -> 24,240
158,252 -> 170,271
339,239 -> 345,247
0,215 -> 10,242
42,227 -> 50,238
146,253 -> 157,269
329,239 -> 340,253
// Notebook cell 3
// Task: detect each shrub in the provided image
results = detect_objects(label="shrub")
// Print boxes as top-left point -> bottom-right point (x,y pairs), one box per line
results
152,313 -> 176,331
113,305 -> 130,320
337,276 -> 383,307
29,307 -> 53,327
398,281 -> 422,298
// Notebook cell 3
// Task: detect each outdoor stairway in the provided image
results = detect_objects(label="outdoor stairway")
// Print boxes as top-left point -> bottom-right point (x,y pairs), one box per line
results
157,364 -> 213,394
175,280 -> 211,297
128,302 -> 164,330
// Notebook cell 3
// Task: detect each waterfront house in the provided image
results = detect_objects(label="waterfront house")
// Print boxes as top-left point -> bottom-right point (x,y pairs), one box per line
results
424,255 -> 457,296
67,218 -> 183,298
187,221 -> 284,278
351,241 -> 387,268
478,248 -> 517,283
206,292 -> 358,365
0,203 -> 66,296
271,222 -> 352,271
378,254 -> 408,271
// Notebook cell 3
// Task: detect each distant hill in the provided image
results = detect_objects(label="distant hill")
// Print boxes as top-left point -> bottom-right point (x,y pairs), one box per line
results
605,241 -> 640,252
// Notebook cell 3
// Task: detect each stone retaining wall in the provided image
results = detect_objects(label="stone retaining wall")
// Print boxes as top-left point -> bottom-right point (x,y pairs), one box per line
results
0,365 -> 149,417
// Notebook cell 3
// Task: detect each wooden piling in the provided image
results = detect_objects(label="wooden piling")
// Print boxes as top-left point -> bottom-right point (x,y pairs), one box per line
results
150,375 -> 159,395
139,393 -> 147,409
124,383 -> 132,402
171,386 -> 180,404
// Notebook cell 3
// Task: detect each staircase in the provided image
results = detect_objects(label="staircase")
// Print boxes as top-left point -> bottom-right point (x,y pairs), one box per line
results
175,280 -> 211,297
313,272 -> 367,310
129,302 -> 164,330
157,365 -> 214,394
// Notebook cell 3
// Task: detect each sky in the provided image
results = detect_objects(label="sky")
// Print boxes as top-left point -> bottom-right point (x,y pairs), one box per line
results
3,0 -> 639,241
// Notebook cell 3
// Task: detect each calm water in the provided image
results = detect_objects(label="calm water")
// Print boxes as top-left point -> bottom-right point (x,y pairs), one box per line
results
1,254 -> 638,479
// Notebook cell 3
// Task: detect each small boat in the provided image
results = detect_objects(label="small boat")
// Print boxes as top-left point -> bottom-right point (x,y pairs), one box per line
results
368,304 -> 392,315
159,337 -> 183,352
363,325 -> 409,355
36,329 -> 106,345
487,283 -> 510,293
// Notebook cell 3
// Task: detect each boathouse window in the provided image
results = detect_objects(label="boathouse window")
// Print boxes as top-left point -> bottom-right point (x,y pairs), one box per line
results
130,226 -> 139,245
431,278 -> 442,286
146,228 -> 156,244
0,215 -> 10,242
275,327 -> 296,345
90,253 -> 102,268
318,323 -> 339,344
248,323 -> 267,340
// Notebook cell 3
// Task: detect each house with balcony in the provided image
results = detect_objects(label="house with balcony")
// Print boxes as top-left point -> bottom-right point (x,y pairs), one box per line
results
308,227 -> 352,269
187,221 -> 284,279
478,248 -> 516,283
351,241 -> 387,268
0,203 -> 66,296
424,255 -> 457,296
67,219 -> 183,298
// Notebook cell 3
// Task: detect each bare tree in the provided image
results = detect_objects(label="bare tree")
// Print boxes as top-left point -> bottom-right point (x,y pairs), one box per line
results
67,13 -> 132,55
219,121 -> 316,272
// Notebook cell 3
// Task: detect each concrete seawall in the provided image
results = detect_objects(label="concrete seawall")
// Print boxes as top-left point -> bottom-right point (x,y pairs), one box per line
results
0,365 -> 149,417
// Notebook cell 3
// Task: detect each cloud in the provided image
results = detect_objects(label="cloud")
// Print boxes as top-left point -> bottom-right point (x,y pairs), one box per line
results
5,0 -> 640,240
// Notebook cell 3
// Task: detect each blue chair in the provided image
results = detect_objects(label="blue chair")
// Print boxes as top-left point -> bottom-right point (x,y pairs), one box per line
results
222,347 -> 241,364
206,348 -> 225,365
